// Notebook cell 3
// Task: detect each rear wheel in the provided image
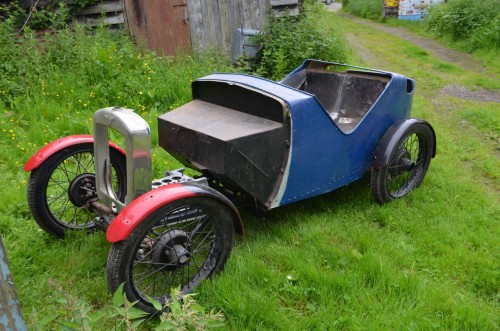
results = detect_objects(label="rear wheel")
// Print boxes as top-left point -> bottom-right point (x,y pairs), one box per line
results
107,197 -> 235,314
371,123 -> 434,204
27,143 -> 126,237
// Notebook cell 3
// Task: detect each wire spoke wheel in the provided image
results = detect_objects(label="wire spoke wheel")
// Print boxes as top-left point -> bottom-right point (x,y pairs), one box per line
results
107,197 -> 234,313
371,123 -> 434,204
47,152 -> 96,228
386,133 -> 421,197
27,143 -> 126,237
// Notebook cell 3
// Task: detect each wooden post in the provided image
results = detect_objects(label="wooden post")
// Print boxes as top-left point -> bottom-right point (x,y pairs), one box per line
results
0,235 -> 27,331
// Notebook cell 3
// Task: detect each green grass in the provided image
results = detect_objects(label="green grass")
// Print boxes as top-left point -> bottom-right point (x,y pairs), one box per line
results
1,9 -> 499,331
346,0 -> 500,67
342,0 -> 382,20
383,16 -> 500,70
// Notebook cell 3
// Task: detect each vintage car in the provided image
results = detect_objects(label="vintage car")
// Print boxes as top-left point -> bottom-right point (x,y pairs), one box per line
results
24,60 -> 436,312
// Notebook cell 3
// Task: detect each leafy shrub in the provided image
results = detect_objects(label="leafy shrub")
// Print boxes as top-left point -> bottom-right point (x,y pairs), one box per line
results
253,0 -> 349,80
1,0 -> 100,30
30,281 -> 224,330
427,0 -> 500,51
343,0 -> 382,20
0,21 -> 229,113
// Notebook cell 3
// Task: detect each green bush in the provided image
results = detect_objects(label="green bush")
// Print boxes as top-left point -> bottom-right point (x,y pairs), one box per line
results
427,0 -> 500,51
0,22 -> 229,113
343,0 -> 382,20
253,0 -> 349,80
1,0 -> 100,31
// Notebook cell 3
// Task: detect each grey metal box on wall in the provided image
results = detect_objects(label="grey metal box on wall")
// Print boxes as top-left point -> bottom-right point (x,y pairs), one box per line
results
231,28 -> 261,62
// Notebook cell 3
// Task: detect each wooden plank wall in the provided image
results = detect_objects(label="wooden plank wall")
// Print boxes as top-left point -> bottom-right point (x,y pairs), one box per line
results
75,1 -> 127,28
186,0 -> 270,53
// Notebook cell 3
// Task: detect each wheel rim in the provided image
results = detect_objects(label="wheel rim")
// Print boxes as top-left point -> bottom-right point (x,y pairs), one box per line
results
45,150 -> 122,229
386,132 -> 426,198
130,204 -> 217,304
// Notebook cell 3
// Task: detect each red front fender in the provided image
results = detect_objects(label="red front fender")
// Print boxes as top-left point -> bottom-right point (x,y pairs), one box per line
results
106,183 -> 244,243
24,135 -> 126,172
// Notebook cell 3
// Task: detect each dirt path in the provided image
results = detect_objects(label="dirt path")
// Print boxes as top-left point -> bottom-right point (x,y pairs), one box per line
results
341,15 -> 500,103
347,17 -> 489,74
325,2 -> 342,12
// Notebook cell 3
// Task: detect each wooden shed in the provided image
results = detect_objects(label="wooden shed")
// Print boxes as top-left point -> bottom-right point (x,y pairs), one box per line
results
78,0 -> 301,56
18,0 -> 299,56
124,0 -> 274,56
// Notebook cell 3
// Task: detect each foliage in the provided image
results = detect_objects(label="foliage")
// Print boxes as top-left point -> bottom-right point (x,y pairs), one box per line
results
0,20 -> 229,128
1,0 -> 100,31
252,0 -> 349,80
0,15 -> 230,329
427,0 -> 500,51
28,281 -> 223,330
151,289 -> 225,331
342,0 -> 382,20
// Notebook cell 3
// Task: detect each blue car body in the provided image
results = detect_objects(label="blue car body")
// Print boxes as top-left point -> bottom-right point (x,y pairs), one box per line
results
159,60 -> 415,209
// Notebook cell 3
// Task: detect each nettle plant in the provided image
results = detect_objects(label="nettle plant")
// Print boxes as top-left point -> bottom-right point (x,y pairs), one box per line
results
2,0 -> 101,31
426,0 -> 499,51
253,0 -> 348,80
30,281 -> 225,330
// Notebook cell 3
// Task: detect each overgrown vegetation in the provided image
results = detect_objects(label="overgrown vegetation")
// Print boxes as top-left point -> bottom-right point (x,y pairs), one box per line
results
28,281 -> 224,330
342,0 -> 500,54
427,0 -> 500,51
341,0 -> 382,20
253,0 -> 349,80
1,0 -> 100,31
0,12 -> 232,329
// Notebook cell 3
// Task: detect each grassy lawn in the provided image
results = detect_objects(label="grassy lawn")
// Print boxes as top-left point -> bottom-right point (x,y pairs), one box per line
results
1,10 -> 498,330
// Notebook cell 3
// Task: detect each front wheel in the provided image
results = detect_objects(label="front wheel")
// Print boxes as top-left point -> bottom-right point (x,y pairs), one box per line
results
27,143 -> 126,238
107,197 -> 235,314
371,123 -> 434,204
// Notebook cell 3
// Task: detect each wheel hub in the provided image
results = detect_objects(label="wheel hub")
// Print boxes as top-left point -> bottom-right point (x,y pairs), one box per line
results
390,149 -> 414,177
152,230 -> 191,270
68,173 -> 97,207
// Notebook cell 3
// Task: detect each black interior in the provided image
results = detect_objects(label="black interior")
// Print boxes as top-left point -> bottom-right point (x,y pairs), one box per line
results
192,80 -> 285,123
282,69 -> 389,133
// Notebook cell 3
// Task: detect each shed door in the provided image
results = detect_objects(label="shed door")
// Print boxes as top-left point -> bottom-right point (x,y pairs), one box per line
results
124,0 -> 191,56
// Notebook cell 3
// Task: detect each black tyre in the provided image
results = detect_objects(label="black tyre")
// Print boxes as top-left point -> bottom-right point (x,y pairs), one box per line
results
107,197 -> 235,314
27,143 -> 126,238
371,123 -> 434,204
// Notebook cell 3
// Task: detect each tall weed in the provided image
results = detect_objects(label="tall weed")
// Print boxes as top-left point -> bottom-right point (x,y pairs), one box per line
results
342,0 -> 382,20
426,0 -> 499,51
253,0 -> 349,80
1,0 -> 98,30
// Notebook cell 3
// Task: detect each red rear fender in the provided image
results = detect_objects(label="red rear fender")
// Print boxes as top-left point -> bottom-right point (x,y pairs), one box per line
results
24,134 -> 125,172
106,183 -> 243,243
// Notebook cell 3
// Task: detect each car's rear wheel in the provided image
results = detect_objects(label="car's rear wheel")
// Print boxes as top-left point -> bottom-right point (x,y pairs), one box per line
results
371,123 -> 434,204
